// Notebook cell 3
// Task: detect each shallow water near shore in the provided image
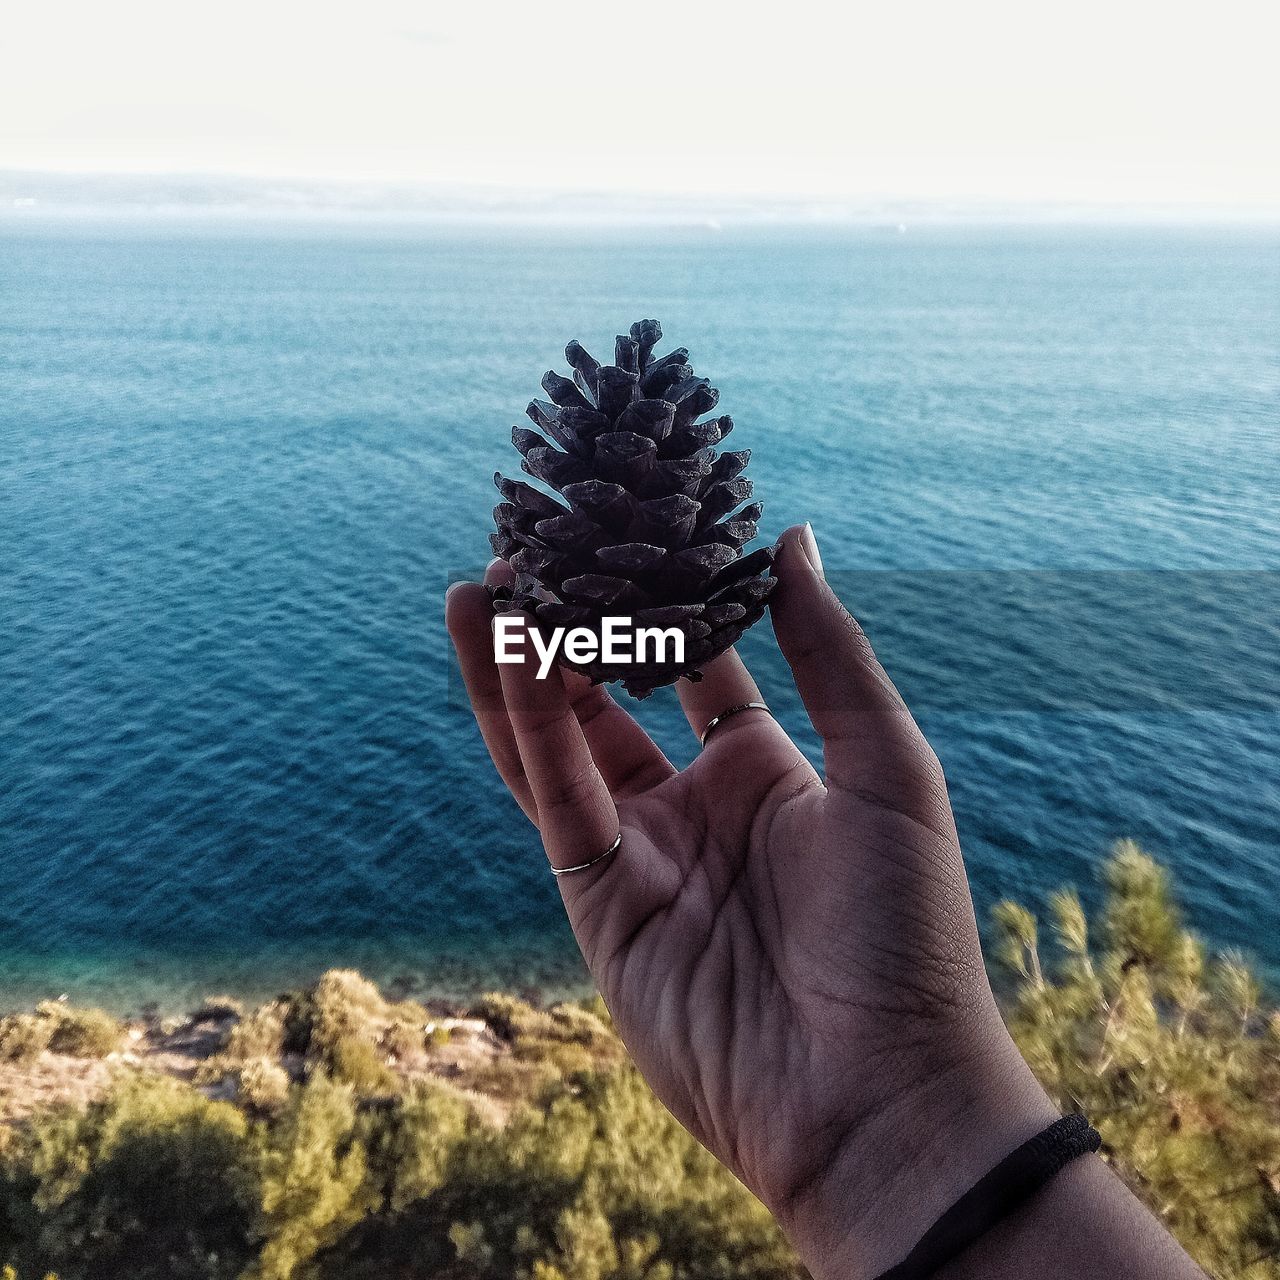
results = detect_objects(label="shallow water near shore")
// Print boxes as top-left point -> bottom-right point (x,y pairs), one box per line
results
2,221 -> 1278,1012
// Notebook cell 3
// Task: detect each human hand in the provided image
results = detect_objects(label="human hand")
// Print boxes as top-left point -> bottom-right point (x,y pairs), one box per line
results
446,524 -> 1058,1279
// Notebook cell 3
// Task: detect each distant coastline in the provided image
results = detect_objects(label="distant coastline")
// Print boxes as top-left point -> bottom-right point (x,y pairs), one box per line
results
3,169 -> 1278,228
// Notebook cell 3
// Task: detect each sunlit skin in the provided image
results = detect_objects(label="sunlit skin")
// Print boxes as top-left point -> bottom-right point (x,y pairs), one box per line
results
446,523 -> 1204,1279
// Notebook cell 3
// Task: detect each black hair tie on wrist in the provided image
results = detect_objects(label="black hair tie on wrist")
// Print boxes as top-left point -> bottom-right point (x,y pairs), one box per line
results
874,1114 -> 1102,1280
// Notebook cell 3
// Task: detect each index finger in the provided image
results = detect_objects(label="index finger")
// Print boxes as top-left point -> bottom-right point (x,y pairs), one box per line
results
493,612 -> 620,879
446,580 -> 537,821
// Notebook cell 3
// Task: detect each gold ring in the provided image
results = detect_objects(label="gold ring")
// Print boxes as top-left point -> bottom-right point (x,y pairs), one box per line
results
700,702 -> 771,746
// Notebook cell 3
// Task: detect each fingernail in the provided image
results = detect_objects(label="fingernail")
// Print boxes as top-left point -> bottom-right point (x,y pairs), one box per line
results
799,523 -> 824,578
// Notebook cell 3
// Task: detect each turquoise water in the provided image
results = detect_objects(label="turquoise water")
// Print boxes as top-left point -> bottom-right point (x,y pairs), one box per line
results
2,222 -> 1278,1012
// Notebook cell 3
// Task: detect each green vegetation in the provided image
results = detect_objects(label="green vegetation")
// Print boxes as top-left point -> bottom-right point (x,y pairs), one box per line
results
0,1076 -> 256,1280
0,843 -> 1274,1279
992,841 -> 1280,1279
0,1002 -> 122,1066
0,1020 -> 53,1068
0,989 -> 783,1280
39,1005 -> 123,1060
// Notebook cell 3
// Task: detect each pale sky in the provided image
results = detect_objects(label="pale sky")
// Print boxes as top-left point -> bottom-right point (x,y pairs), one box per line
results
3,0 -> 1278,206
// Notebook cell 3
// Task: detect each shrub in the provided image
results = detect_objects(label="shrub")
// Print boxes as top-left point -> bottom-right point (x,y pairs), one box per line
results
580,992 -> 612,1025
465,994 -> 621,1105
359,1081 -> 476,1211
36,1005 -> 122,1059
194,1002 -> 289,1091
301,971 -> 389,1057
469,993 -> 544,1043
0,1015 -> 54,1065
0,1075 -> 259,1280
381,1019 -> 427,1061
319,1061 -> 798,1280
278,970 -> 422,1095
545,1002 -> 614,1050
472,995 -> 615,1059
992,841 -> 1280,1280
467,1054 -> 564,1106
249,1074 -> 370,1280
235,1060 -> 292,1114
221,1002 -> 288,1061
321,1034 -> 397,1096
197,972 -> 417,1100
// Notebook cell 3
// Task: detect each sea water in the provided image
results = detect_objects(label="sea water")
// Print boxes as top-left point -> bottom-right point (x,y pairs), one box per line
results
2,221 -> 1277,1010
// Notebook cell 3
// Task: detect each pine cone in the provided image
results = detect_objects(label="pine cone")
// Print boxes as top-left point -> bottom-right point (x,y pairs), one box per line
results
489,320 -> 776,699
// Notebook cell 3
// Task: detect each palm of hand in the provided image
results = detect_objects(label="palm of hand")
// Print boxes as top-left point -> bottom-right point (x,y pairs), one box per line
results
586,716 -> 979,1220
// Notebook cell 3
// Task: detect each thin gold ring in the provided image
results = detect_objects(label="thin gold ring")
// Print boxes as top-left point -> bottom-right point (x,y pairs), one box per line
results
549,833 -> 622,877
700,701 -> 771,746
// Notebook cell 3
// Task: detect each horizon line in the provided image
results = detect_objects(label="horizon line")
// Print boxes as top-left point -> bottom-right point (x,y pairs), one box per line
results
2,167 -> 1279,227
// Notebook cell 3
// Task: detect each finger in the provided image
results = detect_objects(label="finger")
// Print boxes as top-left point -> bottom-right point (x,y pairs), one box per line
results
562,678 -> 676,796
675,647 -> 771,746
494,612 -> 620,878
770,523 -> 931,789
483,557 -> 516,592
487,557 -> 673,796
445,579 -> 535,821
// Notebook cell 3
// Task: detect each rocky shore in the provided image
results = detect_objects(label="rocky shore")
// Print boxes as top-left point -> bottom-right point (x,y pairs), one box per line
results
0,970 -> 617,1130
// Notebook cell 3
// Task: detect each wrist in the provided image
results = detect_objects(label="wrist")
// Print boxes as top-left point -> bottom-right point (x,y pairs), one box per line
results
775,1007 -> 1060,1280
